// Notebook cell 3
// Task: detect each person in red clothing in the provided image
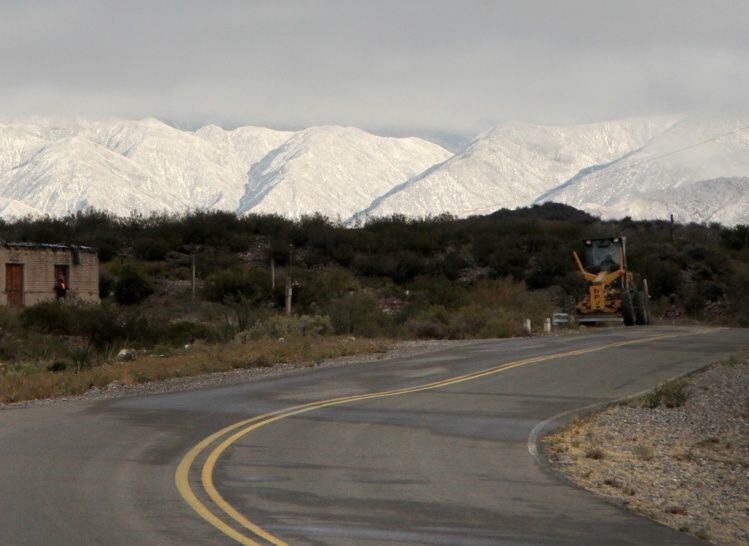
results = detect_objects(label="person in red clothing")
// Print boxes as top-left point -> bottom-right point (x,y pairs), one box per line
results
54,274 -> 68,299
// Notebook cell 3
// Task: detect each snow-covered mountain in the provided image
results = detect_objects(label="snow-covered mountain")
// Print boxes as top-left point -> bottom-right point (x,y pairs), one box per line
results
0,118 -> 449,219
0,134 -> 188,216
194,124 -> 294,174
352,115 -> 682,223
0,117 -> 270,215
0,114 -> 747,225
237,126 -> 452,220
536,113 -> 749,225
0,124 -> 48,172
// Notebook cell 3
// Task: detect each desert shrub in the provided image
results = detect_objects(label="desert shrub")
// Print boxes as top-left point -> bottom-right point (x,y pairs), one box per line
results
728,266 -> 749,326
47,361 -> 68,372
324,293 -> 391,336
408,303 -> 524,339
21,301 -> 171,351
133,237 -> 172,261
447,304 -> 492,338
584,446 -> 605,459
194,247 -> 243,276
478,316 -> 521,338
0,331 -> 67,363
0,307 -> 18,331
633,443 -> 654,461
644,380 -> 689,409
293,267 -> 357,312
405,305 -> 451,339
407,275 -> 467,309
354,250 -> 428,283
21,301 -> 73,334
695,529 -> 710,540
114,266 -> 153,305
203,267 -> 271,304
68,346 -> 94,373
244,314 -> 333,340
99,270 -> 115,299
164,321 -> 216,345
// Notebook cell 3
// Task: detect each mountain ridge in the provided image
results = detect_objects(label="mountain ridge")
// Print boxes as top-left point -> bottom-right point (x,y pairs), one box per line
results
0,113 -> 747,225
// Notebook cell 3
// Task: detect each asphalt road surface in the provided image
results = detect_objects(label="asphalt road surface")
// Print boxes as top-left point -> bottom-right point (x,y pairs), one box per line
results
1,326 -> 746,545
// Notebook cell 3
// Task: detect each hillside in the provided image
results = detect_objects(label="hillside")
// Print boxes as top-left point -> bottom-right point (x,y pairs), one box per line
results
237,126 -> 452,220
538,113 -> 749,225
352,116 -> 681,222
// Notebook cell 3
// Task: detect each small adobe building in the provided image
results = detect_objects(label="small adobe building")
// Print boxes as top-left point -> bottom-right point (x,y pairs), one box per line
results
0,243 -> 99,306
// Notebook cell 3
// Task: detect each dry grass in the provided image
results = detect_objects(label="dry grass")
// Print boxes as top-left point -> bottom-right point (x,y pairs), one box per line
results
633,443 -> 654,461
584,445 -> 605,460
0,336 -> 392,404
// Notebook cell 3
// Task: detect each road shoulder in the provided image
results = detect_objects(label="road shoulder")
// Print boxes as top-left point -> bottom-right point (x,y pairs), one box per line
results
537,354 -> 748,545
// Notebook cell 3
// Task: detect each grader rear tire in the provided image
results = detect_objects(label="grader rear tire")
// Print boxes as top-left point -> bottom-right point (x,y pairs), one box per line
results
633,291 -> 649,325
621,291 -> 636,326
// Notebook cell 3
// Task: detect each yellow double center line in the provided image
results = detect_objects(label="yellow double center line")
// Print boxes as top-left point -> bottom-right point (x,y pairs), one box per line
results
175,329 -> 713,545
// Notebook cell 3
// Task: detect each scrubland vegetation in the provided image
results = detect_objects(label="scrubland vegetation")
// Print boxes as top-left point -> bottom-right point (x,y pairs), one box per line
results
0,203 -> 747,402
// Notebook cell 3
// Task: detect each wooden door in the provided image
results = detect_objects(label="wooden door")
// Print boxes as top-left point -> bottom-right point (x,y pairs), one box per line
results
5,264 -> 23,306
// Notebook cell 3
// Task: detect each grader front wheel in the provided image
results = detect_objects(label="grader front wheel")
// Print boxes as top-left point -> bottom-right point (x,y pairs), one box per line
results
621,291 -> 636,326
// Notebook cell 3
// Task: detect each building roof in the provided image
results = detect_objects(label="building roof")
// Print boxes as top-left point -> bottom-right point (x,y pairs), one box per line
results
0,242 -> 97,253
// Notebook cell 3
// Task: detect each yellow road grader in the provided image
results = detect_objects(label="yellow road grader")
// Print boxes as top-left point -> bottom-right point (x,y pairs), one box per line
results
572,236 -> 650,326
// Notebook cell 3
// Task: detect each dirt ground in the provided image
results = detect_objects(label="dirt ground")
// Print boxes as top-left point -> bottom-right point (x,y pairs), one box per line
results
543,355 -> 748,545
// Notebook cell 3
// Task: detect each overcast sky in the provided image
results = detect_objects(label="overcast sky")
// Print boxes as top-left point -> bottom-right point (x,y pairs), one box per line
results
1,0 -> 747,142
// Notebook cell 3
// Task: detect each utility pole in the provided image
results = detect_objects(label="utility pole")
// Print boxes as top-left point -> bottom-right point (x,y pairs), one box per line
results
285,245 -> 293,316
670,213 -> 675,242
191,254 -> 196,302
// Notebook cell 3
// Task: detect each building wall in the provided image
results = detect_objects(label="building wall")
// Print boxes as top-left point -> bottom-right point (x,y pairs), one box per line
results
0,247 -> 99,306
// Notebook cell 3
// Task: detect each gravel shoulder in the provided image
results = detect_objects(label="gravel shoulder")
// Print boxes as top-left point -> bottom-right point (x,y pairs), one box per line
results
543,354 -> 749,545
0,339 -> 470,410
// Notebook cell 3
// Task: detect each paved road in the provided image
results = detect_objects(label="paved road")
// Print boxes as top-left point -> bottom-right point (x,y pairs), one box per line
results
0,326 -> 746,545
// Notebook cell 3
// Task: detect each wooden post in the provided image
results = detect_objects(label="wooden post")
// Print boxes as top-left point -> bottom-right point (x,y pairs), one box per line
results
670,213 -> 675,242
285,245 -> 293,316
285,281 -> 293,316
271,259 -> 275,290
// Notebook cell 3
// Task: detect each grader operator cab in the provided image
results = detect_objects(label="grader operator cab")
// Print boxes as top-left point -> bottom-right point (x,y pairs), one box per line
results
572,236 -> 650,326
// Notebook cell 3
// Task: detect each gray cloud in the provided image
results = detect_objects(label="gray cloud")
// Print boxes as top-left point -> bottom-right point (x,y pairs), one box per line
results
1,0 -> 747,139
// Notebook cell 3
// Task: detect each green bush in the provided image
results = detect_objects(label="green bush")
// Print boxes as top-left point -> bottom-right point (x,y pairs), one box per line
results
47,361 -> 68,372
203,268 -> 271,304
133,238 -> 171,261
243,314 -> 333,340
21,301 -> 73,334
19,300 -> 185,352
324,293 -> 391,336
405,305 -> 451,339
293,267 -> 357,312
644,380 -> 689,409
448,304 -> 492,338
99,270 -> 115,299
114,266 -> 153,305
164,321 -> 216,345
407,304 -> 523,339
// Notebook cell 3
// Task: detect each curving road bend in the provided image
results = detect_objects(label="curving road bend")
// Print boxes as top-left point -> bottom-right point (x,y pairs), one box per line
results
1,326 -> 746,545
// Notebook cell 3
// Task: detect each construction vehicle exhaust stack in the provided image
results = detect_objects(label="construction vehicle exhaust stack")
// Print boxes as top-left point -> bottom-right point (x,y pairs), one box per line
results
572,236 -> 650,326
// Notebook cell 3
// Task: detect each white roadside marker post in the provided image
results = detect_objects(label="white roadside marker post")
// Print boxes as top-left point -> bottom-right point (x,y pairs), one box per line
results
523,319 -> 532,335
